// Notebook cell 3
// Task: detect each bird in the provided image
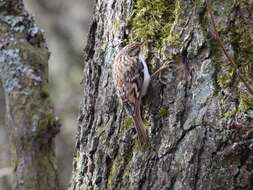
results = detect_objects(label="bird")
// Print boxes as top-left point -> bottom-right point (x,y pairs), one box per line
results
112,42 -> 150,145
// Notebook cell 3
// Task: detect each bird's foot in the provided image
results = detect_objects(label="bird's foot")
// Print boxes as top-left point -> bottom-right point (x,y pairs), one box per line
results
151,65 -> 169,84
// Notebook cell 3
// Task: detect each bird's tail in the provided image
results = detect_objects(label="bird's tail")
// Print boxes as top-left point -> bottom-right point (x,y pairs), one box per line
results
133,109 -> 149,145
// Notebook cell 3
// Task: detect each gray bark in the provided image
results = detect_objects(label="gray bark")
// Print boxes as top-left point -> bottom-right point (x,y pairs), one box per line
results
0,0 -> 59,189
70,0 -> 253,190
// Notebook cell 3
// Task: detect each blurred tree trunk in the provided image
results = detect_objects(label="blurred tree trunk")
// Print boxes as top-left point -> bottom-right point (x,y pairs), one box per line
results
70,0 -> 253,190
0,1 -> 59,190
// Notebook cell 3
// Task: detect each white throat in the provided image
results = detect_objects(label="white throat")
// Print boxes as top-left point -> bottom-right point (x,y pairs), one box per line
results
139,55 -> 150,96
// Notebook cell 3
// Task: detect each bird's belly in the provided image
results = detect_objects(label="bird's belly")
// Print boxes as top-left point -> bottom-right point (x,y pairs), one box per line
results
140,56 -> 150,96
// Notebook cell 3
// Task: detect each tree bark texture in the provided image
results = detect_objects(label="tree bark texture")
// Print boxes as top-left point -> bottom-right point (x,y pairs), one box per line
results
70,0 -> 253,189
0,1 -> 59,190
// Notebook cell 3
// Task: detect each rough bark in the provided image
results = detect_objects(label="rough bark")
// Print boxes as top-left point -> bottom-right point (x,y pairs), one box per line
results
0,0 -> 60,190
70,0 -> 253,190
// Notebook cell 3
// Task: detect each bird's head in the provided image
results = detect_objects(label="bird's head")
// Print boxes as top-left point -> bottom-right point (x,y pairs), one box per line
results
122,42 -> 143,57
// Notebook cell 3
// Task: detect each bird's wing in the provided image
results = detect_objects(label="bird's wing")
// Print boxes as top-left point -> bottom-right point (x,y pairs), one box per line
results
113,55 -> 144,116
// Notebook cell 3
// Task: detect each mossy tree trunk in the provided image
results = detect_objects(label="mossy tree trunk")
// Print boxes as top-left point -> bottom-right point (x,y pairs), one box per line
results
70,0 -> 253,189
0,0 -> 59,190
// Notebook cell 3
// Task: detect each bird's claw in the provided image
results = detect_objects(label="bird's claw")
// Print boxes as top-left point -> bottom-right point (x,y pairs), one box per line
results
151,65 -> 170,84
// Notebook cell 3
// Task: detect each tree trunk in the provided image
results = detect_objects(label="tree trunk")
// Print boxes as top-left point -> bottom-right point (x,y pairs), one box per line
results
70,0 -> 253,189
0,1 -> 59,190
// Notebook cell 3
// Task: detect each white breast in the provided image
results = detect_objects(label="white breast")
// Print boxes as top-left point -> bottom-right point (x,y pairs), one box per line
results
139,55 -> 150,96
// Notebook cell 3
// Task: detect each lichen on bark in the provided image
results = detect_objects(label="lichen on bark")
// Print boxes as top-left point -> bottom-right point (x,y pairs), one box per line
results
0,1 -> 60,189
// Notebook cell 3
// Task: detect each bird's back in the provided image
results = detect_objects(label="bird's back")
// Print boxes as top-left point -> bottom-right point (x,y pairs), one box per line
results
112,47 -> 144,115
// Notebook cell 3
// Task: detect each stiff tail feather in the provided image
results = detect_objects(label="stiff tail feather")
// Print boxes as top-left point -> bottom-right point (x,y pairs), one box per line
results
133,110 -> 149,145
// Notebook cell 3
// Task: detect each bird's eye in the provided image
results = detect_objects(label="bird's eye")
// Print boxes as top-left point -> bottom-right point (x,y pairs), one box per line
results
129,47 -> 140,57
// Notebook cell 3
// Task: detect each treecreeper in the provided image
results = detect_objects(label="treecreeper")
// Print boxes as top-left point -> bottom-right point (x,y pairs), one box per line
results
112,42 -> 168,145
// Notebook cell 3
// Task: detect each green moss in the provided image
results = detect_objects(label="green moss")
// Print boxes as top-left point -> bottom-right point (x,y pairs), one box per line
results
238,93 -> 253,112
40,85 -> 49,99
122,171 -> 129,183
231,2 -> 253,113
111,163 -> 119,176
107,175 -> 112,188
217,67 -> 234,88
75,151 -> 80,161
224,109 -> 237,118
0,22 -> 9,34
107,140 -> 134,187
210,0 -> 253,110
87,179 -> 93,190
76,185 -> 85,190
143,117 -> 150,128
229,11 -> 253,88
113,18 -> 120,31
38,112 -> 55,130
132,0 -> 181,47
123,117 -> 134,129
107,154 -> 121,188
161,0 -> 181,45
47,112 -> 55,126
159,106 -> 169,117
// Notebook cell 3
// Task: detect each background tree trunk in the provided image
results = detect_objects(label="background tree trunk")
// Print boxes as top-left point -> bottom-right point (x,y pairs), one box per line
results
0,1 -> 59,189
70,0 -> 253,189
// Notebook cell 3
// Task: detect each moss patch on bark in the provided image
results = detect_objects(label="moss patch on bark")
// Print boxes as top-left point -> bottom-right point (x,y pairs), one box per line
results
131,0 -> 181,47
